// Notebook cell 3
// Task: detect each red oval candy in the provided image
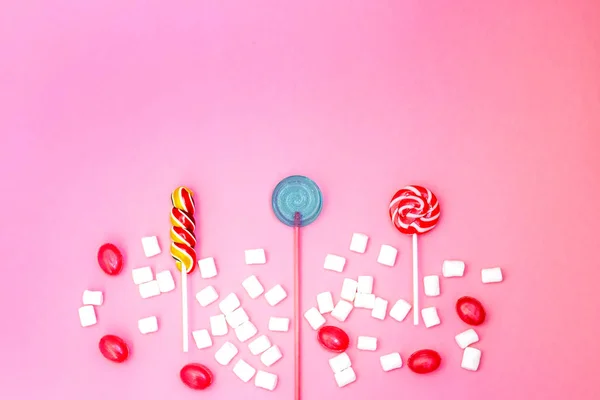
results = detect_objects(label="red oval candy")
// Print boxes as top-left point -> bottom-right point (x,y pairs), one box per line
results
99,335 -> 129,363
407,349 -> 442,374
456,296 -> 486,326
180,363 -> 213,390
97,243 -> 124,276
317,325 -> 350,352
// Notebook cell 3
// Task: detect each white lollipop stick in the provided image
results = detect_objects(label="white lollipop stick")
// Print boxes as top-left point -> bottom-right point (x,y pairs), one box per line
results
182,265 -> 189,352
412,233 -> 419,325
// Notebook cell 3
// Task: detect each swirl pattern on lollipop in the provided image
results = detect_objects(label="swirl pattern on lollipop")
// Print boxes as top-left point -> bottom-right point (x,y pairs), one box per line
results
272,175 -> 323,227
170,187 -> 197,273
389,185 -> 440,234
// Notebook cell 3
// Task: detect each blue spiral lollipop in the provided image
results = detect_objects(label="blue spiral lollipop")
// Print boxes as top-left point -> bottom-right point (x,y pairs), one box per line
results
272,175 -> 323,227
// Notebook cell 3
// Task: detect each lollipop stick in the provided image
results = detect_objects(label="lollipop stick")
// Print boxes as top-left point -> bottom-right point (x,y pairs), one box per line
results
412,233 -> 419,325
182,265 -> 189,352
293,212 -> 301,400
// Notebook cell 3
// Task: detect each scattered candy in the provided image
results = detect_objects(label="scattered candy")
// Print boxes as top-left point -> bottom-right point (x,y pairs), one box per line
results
407,349 -> 441,374
304,307 -> 326,330
371,297 -> 389,320
198,257 -> 218,279
324,254 -> 346,273
139,280 -> 161,299
331,300 -> 353,322
99,334 -> 129,363
334,366 -> 357,388
215,341 -> 238,365
255,370 -> 278,391
218,292 -> 240,314
260,345 -> 283,367
226,307 -> 250,328
421,307 -> 441,328
389,299 -> 412,322
354,293 -> 375,309
329,352 -> 351,373
268,317 -> 290,332
357,276 -> 374,294
456,296 -> 486,326
242,275 -> 264,299
317,291 -> 335,314
78,305 -> 97,327
97,243 -> 124,276
455,328 -> 479,349
264,284 -> 287,306
349,233 -> 369,253
442,260 -> 465,277
461,347 -> 482,371
210,314 -> 228,336
141,236 -> 161,258
235,321 -> 258,342
248,335 -> 272,355
357,336 -> 378,351
82,290 -> 103,306
138,316 -> 158,334
131,266 -> 154,285
245,249 -> 266,265
192,329 -> 213,349
380,352 -> 402,371
233,359 -> 256,383
180,363 -> 213,390
424,275 -> 440,297
156,270 -> 175,293
340,278 -> 358,302
377,244 -> 398,267
482,267 -> 503,283
318,325 -> 350,352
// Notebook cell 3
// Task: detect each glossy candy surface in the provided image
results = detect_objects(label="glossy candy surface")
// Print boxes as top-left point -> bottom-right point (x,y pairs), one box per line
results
389,185 -> 441,235
99,335 -> 129,363
456,296 -> 486,326
407,349 -> 441,374
317,325 -> 350,352
97,243 -> 124,276
180,363 -> 213,390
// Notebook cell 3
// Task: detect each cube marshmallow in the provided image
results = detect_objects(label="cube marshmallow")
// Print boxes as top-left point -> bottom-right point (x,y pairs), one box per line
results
198,257 -> 218,279
380,352 -> 402,371
226,307 -> 250,328
335,367 -> 356,388
377,245 -> 398,267
354,293 -> 375,309
196,286 -> 219,307
215,341 -> 238,366
138,316 -> 158,334
331,300 -> 354,322
482,267 -> 503,283
340,278 -> 358,302
421,307 -> 441,328
304,307 -> 326,330
260,345 -> 283,367
389,299 -> 412,322
371,297 -> 388,320
141,236 -> 161,257
219,293 -> 240,314
324,254 -> 346,272
233,359 -> 256,383
357,276 -> 374,294
210,314 -> 228,336
424,275 -> 440,297
139,280 -> 161,299
245,249 -> 266,265
349,233 -> 369,253
82,290 -> 103,306
255,370 -> 278,391
357,336 -> 377,351
248,335 -> 272,355
317,291 -> 335,314
443,260 -> 465,277
235,321 -> 258,342
192,329 -> 212,349
242,275 -> 264,299
156,270 -> 175,293
455,329 -> 479,349
268,317 -> 290,332
78,305 -> 97,327
265,284 -> 287,306
329,352 -> 352,374
132,266 -> 153,285
461,347 -> 482,371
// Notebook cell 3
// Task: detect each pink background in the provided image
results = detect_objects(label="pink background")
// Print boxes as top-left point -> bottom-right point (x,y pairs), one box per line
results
1,1 -> 600,399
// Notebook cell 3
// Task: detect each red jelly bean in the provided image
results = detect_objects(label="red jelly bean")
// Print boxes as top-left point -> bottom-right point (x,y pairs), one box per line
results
99,335 -> 129,363
317,325 -> 350,352
97,243 -> 124,276
407,349 -> 442,374
180,363 -> 213,390
456,296 -> 486,326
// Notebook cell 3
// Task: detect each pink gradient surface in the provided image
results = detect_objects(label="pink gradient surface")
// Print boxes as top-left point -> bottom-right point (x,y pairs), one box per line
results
1,1 -> 600,399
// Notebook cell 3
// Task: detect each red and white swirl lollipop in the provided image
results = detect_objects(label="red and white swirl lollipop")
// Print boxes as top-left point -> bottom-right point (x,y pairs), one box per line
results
389,185 -> 440,325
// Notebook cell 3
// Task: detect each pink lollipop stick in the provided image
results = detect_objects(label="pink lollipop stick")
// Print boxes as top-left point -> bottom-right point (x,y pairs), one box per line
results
293,212 -> 301,400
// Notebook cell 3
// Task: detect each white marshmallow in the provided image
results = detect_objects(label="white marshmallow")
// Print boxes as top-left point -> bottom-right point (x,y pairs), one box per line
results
215,341 -> 238,365
192,329 -> 212,349
349,233 -> 369,253
461,347 -> 482,371
265,284 -> 287,306
317,291 -> 335,314
139,280 -> 161,299
421,307 -> 441,328
331,300 -> 353,322
482,267 -> 503,283
141,236 -> 161,257
357,336 -> 377,351
235,321 -> 258,342
371,297 -> 388,320
196,286 -> 219,307
334,367 -> 356,388
357,276 -> 374,294
245,249 -> 266,265
138,316 -> 158,334
354,293 -> 375,309
424,275 -> 440,297
210,314 -> 228,336
198,257 -> 218,278
443,260 -> 465,277
156,270 -> 175,293
329,352 -> 352,373
82,290 -> 103,306
78,305 -> 97,327
380,352 -> 402,371
304,307 -> 326,330
268,317 -> 290,332
248,335 -> 271,355
324,254 -> 346,272
255,370 -> 278,391
132,266 -> 153,285
377,244 -> 398,267
233,359 -> 256,383
389,299 -> 412,322
219,293 -> 240,314
260,345 -> 283,367
242,275 -> 264,299
455,329 -> 479,349
340,278 -> 358,301
226,307 -> 250,328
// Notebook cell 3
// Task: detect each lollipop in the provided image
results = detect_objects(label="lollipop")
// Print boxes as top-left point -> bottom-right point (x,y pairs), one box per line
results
272,175 -> 323,400
170,186 -> 197,352
389,185 -> 440,325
